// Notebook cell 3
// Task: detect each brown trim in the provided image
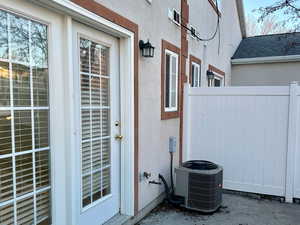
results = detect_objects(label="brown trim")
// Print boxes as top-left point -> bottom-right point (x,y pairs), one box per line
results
71,0 -> 140,215
208,64 -> 225,86
181,0 -> 189,24
208,0 -> 221,17
189,55 -> 202,84
72,0 -> 138,32
161,40 -> 181,120
208,64 -> 225,76
179,55 -> 185,164
179,0 -> 189,165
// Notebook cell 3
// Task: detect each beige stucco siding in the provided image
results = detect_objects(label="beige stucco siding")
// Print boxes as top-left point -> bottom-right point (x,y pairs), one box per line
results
96,0 -> 243,211
96,0 -> 181,211
232,62 -> 300,86
0,0 -> 244,223
188,0 -> 242,86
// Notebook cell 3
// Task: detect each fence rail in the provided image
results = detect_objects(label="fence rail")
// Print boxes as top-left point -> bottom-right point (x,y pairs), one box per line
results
183,82 -> 300,202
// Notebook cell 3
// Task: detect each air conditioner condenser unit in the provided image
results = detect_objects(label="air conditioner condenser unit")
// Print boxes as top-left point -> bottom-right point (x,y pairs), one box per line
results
175,160 -> 223,213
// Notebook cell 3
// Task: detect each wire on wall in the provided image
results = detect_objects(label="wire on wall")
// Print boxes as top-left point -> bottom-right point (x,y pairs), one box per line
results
179,0 -> 221,53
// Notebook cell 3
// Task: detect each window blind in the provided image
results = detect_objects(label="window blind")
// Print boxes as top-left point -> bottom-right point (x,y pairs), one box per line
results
0,9 -> 51,225
79,38 -> 111,209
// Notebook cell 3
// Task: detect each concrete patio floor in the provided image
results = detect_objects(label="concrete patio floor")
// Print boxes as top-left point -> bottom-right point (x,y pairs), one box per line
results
137,193 -> 300,225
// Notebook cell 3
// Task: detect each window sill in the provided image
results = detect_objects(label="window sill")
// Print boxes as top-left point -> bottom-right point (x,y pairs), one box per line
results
208,0 -> 221,17
161,111 -> 180,120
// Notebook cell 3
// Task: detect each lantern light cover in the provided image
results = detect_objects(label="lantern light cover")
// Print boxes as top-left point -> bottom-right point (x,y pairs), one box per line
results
139,40 -> 155,57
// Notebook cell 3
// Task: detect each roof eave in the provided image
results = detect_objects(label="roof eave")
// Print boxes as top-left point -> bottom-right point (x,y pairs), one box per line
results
236,0 -> 247,38
231,55 -> 300,65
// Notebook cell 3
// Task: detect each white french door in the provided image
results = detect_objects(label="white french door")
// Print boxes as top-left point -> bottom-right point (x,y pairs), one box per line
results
0,8 -> 51,225
72,22 -> 121,225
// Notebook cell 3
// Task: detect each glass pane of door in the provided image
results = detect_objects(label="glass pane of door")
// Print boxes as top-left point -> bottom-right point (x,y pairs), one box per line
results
79,37 -> 111,209
0,9 -> 51,225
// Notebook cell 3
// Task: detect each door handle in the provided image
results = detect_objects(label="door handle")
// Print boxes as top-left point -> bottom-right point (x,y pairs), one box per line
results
115,135 -> 123,140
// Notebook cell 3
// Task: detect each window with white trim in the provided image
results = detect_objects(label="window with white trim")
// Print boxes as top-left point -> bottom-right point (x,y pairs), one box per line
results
191,62 -> 201,87
209,74 -> 224,87
0,9 -> 51,225
213,75 -> 223,87
164,50 -> 179,112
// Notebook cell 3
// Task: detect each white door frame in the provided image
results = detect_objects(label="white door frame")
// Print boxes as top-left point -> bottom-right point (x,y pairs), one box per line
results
59,9 -> 135,225
0,1 -> 68,224
3,0 -> 136,224
60,4 -> 135,224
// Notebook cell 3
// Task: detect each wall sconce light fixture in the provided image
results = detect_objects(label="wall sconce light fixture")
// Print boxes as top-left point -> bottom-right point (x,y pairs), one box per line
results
207,70 -> 215,87
139,40 -> 155,58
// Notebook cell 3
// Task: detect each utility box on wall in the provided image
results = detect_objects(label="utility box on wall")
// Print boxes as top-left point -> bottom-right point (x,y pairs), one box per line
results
169,137 -> 177,153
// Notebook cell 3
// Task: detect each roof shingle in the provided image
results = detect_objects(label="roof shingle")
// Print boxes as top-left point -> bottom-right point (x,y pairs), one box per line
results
232,32 -> 300,59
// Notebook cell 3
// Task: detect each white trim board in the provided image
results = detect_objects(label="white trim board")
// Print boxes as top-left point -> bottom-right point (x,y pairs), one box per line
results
231,55 -> 300,65
188,86 -> 290,96
29,0 -> 134,38
2,0 -> 136,224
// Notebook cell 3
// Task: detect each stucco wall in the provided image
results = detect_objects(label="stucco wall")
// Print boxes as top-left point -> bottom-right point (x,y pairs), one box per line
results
0,0 -> 243,223
95,0 -> 181,211
188,0 -> 242,86
95,0 -> 243,211
232,62 -> 300,86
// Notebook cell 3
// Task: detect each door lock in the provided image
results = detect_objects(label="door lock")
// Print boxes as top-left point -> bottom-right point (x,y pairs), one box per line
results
115,135 -> 123,140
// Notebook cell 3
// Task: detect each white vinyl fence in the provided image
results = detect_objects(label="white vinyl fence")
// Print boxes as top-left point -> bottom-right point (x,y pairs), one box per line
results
183,82 -> 300,202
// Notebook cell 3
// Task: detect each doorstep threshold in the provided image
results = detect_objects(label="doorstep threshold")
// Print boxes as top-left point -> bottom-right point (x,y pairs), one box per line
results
103,214 -> 131,225
104,193 -> 165,225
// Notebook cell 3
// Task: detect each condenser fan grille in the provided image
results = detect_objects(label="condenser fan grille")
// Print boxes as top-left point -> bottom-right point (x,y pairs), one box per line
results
187,170 -> 223,211
175,160 -> 223,213
183,160 -> 218,170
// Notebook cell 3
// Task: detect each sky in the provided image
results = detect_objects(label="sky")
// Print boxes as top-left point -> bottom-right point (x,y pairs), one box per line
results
243,0 -> 274,15
243,0 -> 287,21
243,0 -> 296,36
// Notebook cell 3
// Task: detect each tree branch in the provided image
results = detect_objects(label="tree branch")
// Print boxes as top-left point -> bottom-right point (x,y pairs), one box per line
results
285,0 -> 300,12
